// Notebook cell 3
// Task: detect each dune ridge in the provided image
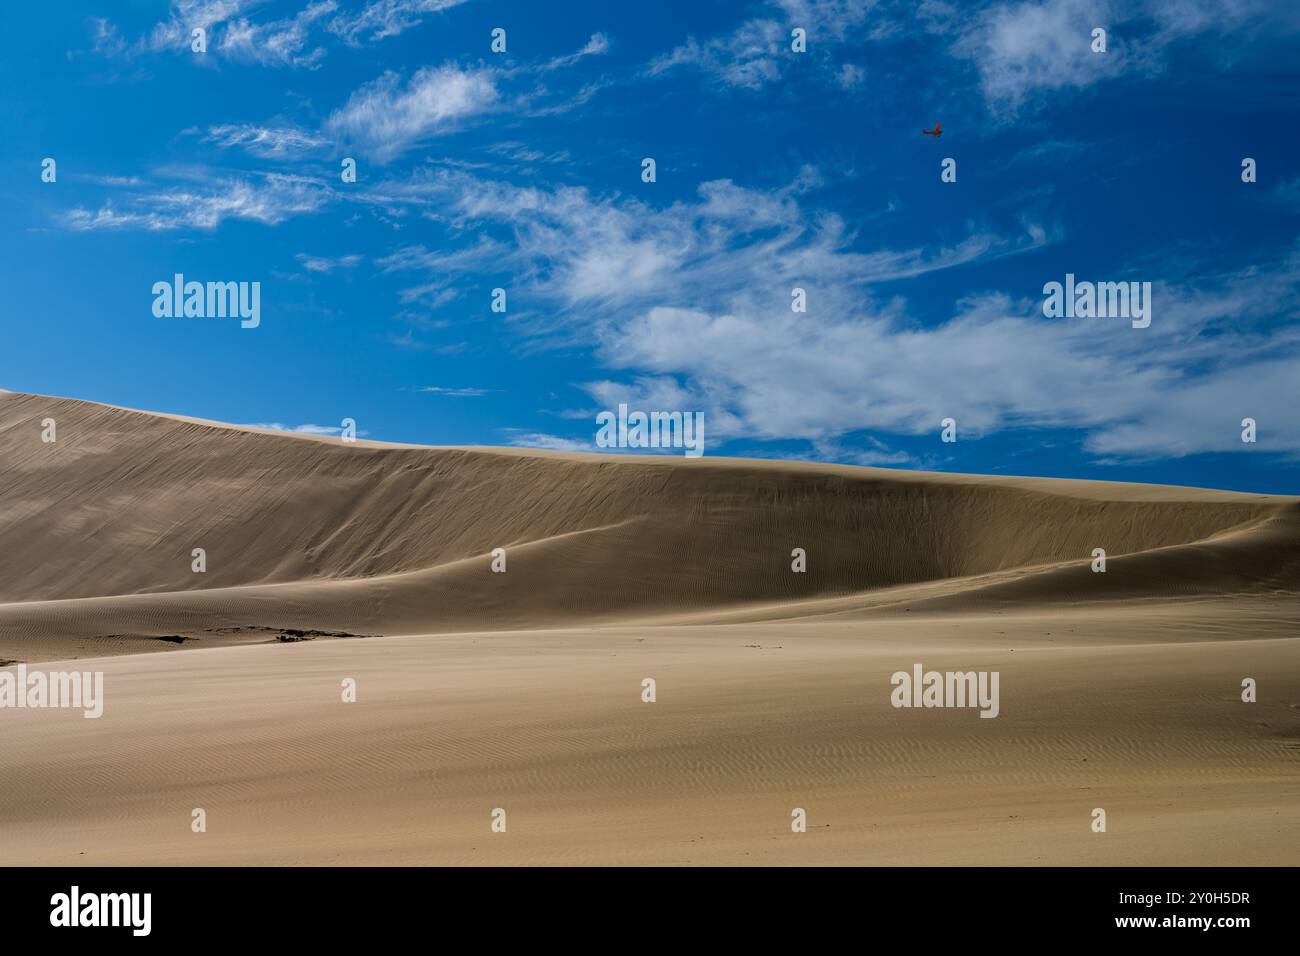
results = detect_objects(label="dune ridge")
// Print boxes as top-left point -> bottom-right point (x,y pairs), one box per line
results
1,389 -> 1297,661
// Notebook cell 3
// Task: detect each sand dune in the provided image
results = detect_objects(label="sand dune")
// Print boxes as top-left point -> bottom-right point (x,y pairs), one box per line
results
0,390 -> 1296,865
1,390 -> 1295,661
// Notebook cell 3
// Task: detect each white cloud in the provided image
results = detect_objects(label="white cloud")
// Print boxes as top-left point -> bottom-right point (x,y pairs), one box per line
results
809,436 -> 914,466
418,385 -> 493,397
501,430 -> 595,452
950,0 -> 1128,113
837,63 -> 866,87
648,0 -> 878,89
378,168 -> 1052,321
89,16 -> 129,57
1144,0 -> 1281,38
144,0 -> 261,53
947,0 -> 1294,114
245,422 -> 368,436
487,141 -> 573,164
649,19 -> 785,90
324,65 -> 499,162
219,0 -> 337,68
541,32 -> 612,71
376,236 -> 511,303
79,174 -> 145,187
328,0 -> 470,44
99,0 -> 471,67
1274,178 -> 1300,207
203,123 -> 328,157
65,174 -> 330,231
296,253 -> 363,272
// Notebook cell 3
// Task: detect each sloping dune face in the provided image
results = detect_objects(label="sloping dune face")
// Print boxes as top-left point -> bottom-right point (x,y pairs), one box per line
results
0,390 -> 1296,659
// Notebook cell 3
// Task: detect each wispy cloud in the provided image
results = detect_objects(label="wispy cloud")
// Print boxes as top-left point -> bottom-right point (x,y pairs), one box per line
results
219,0 -> 337,68
143,0 -> 261,54
648,0 -> 879,90
1274,177 -> 1300,207
244,421 -> 369,437
375,236 -> 511,305
650,0 -> 1300,114
202,123 -> 329,158
947,0 -> 1130,113
296,252 -> 363,272
383,330 -> 469,354
324,64 -> 499,162
95,0 -> 472,67
944,0 -> 1297,115
320,33 -> 608,162
376,166 -> 1054,321
486,141 -> 573,165
328,0 -> 471,44
649,18 -> 786,90
65,173 -> 330,231
501,430 -> 595,451
88,16 -> 129,58
541,31 -> 612,70
77,173 -> 146,187
417,385 -> 494,397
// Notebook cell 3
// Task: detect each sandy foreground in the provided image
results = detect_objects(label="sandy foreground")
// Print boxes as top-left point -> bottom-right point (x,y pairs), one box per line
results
0,391 -> 1297,865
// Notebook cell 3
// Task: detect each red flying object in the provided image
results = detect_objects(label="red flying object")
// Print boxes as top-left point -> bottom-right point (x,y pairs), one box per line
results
922,123 -> 942,137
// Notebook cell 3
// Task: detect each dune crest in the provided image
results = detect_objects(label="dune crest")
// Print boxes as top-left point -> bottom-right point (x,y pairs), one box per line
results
1,390 -> 1296,661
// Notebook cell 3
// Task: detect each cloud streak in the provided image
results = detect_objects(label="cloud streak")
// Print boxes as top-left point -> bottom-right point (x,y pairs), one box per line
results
324,64 -> 499,162
65,174 -> 331,231
202,123 -> 329,158
328,0 -> 471,44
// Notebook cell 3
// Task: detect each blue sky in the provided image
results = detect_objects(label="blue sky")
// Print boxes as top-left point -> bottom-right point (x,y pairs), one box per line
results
3,0 -> 1299,492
